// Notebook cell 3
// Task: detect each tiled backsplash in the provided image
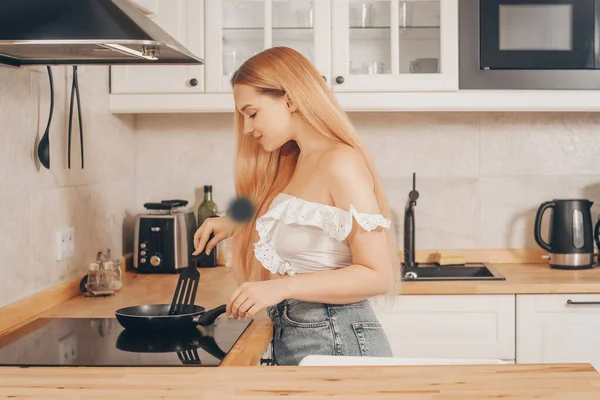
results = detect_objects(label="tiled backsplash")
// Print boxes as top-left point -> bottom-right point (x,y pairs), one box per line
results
3,63 -> 600,308
136,111 -> 600,252
0,66 -> 136,307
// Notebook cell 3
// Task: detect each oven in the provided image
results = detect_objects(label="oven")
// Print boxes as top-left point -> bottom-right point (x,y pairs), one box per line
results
459,0 -> 600,89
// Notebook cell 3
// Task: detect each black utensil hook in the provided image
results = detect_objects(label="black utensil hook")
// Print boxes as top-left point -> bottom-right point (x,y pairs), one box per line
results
68,66 -> 84,169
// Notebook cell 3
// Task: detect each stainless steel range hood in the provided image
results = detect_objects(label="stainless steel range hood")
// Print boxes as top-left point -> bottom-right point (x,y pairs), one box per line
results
0,0 -> 204,67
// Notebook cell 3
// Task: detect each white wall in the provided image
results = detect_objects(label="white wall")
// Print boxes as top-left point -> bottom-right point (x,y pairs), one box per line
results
0,65 -> 137,307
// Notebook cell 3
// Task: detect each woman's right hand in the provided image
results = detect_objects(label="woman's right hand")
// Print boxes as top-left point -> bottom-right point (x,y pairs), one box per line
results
193,216 -> 236,256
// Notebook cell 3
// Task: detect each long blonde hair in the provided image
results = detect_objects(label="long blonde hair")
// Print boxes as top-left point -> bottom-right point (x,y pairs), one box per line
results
230,46 -> 400,286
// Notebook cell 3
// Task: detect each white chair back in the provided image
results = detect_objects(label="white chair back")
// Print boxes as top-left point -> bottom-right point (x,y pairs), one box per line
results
299,355 -> 508,366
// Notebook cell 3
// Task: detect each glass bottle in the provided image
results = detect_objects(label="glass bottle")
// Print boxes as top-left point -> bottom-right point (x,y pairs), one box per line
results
197,185 -> 219,228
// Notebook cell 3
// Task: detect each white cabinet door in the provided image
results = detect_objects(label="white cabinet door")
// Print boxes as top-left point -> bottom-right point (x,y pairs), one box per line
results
331,0 -> 458,92
370,295 -> 516,361
205,0 -> 331,93
517,294 -> 600,371
110,0 -> 204,94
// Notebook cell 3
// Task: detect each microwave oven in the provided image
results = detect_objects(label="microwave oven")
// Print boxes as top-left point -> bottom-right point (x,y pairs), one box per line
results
459,0 -> 600,89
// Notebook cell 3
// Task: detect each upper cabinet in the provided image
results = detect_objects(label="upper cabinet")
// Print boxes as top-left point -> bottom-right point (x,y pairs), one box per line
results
111,0 -> 205,94
331,0 -> 457,92
204,0 -> 331,93
111,0 -> 600,113
110,0 -> 458,112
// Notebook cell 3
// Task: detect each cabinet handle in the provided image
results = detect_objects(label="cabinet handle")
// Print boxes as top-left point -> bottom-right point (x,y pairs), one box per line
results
321,75 -> 327,82
189,78 -> 198,87
335,76 -> 344,84
566,299 -> 600,305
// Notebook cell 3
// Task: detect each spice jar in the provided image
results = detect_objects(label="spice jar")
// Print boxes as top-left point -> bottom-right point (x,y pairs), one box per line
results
84,249 -> 123,296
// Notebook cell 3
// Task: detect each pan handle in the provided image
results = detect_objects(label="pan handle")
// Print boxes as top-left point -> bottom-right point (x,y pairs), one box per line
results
194,336 -> 228,360
193,304 -> 227,326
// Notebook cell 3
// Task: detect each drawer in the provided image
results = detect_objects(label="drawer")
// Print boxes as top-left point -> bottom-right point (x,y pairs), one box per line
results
524,294 -> 600,313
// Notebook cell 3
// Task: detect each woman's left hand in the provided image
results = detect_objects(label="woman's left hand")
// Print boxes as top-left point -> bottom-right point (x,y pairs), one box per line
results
227,280 -> 290,319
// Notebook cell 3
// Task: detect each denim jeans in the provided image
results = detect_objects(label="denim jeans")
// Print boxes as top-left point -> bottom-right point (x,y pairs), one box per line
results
266,299 -> 393,366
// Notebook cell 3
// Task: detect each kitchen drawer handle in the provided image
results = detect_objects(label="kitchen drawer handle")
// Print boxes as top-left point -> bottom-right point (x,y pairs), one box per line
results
566,299 -> 600,305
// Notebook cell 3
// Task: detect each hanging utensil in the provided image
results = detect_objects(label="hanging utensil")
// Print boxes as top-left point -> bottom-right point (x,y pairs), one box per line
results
68,65 -> 84,169
37,65 -> 53,169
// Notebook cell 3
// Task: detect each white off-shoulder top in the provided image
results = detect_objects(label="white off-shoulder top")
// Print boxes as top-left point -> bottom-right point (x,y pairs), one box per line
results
253,193 -> 392,277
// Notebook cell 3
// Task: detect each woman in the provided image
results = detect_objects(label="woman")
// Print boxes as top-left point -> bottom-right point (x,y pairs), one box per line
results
193,46 -> 400,366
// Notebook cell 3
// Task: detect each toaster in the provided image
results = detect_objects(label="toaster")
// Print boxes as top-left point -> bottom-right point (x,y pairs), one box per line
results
134,200 -> 197,273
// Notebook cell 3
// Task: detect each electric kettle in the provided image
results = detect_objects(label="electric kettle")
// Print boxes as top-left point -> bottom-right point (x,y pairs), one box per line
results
534,199 -> 595,270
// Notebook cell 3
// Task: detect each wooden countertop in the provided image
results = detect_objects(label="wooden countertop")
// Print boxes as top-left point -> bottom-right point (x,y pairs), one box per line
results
400,263 -> 600,295
1,363 -> 599,399
3,261 -> 600,398
3,259 -> 600,368
21,261 -> 600,369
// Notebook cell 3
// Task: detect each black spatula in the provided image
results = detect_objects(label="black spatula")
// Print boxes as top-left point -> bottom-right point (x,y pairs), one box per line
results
169,265 -> 200,315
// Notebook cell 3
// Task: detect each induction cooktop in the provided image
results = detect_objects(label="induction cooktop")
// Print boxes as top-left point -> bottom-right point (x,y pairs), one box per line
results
0,317 -> 251,367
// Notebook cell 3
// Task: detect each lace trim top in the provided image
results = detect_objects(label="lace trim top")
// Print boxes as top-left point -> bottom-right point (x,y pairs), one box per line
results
253,193 -> 391,277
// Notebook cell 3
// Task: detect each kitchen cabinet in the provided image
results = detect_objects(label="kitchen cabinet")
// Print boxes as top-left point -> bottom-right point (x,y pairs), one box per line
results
109,0 -> 600,112
331,0 -> 457,92
370,295 -> 516,362
203,0 -> 456,93
110,0 -> 205,94
516,294 -> 600,370
204,0 -> 331,93
109,0 -> 460,113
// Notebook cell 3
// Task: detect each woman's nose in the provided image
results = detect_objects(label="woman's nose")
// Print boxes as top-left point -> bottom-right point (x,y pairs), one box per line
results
243,120 -> 254,135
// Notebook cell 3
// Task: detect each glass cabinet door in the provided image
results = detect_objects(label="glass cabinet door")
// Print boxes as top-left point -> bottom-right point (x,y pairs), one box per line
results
331,0 -> 457,92
205,0 -> 330,93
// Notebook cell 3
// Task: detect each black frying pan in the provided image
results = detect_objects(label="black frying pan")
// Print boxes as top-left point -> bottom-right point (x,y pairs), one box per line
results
115,304 -> 227,332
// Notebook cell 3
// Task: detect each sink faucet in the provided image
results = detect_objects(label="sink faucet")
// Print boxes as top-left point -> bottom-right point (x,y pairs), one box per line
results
403,173 -> 419,276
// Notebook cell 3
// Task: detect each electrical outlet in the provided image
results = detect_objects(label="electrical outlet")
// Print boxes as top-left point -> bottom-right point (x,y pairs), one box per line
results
55,227 -> 75,261
58,334 -> 77,364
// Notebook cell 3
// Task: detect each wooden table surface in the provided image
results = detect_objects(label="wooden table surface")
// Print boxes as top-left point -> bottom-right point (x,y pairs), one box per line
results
0,363 -> 599,399
2,265 -> 600,399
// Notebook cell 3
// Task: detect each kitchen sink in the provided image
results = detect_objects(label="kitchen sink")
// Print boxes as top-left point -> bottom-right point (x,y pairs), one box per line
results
401,263 -> 506,281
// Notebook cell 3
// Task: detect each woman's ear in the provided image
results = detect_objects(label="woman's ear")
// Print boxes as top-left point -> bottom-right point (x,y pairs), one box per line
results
284,94 -> 298,113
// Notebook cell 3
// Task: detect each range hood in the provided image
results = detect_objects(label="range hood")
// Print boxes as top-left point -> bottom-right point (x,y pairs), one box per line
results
0,0 -> 204,67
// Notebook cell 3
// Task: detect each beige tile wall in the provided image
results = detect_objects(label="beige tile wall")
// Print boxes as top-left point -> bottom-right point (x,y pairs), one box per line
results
3,61 -> 600,308
0,65 -> 136,307
136,111 -> 600,253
